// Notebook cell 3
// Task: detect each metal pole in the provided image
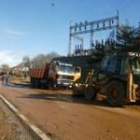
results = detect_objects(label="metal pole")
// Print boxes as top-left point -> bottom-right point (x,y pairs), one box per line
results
90,30 -> 94,49
90,23 -> 94,49
68,22 -> 72,56
68,33 -> 72,56
139,22 -> 140,52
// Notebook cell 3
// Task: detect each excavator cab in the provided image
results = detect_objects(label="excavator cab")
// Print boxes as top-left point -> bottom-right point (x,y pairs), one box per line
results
84,52 -> 140,106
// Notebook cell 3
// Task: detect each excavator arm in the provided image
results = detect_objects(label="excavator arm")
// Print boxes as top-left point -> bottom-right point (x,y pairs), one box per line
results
127,57 -> 140,102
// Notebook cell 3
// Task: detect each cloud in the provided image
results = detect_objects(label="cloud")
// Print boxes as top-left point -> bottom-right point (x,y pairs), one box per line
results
4,29 -> 31,37
0,50 -> 25,67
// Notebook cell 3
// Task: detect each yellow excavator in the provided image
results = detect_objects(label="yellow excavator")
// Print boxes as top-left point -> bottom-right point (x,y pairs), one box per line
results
72,52 -> 140,106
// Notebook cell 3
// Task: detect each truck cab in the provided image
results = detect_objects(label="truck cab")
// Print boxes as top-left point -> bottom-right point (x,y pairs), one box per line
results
50,61 -> 81,88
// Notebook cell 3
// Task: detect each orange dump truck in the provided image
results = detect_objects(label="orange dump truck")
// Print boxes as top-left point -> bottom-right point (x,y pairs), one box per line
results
30,61 -> 81,88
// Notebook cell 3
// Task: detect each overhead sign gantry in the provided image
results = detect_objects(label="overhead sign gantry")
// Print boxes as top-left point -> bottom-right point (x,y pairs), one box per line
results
68,13 -> 119,55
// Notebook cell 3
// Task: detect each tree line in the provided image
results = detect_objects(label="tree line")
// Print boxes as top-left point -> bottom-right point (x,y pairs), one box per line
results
99,23 -> 140,53
22,52 -> 61,69
0,52 -> 60,74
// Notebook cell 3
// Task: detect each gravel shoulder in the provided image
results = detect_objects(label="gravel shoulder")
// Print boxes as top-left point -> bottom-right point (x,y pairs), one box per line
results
0,98 -> 34,140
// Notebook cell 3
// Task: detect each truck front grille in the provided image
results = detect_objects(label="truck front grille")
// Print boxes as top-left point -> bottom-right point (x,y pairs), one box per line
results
58,75 -> 74,80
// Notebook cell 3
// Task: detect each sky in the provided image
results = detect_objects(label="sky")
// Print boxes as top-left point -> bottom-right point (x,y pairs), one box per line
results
0,0 -> 140,67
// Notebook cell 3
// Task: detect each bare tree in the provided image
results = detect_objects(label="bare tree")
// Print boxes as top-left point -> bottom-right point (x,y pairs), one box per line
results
31,54 -> 47,68
45,52 -> 60,61
23,56 -> 31,68
31,52 -> 61,68
1,64 -> 10,73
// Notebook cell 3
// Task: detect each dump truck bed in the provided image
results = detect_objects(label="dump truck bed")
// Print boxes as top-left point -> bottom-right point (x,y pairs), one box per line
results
30,63 -> 50,79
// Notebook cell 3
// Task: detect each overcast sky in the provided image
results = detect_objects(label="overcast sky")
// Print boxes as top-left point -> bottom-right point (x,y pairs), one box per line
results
0,0 -> 140,67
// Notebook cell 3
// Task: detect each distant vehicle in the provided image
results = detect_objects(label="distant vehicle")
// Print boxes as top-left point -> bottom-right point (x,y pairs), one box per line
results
30,61 -> 81,89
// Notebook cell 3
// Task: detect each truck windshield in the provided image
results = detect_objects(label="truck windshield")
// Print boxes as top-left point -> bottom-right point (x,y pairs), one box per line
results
100,55 -> 118,73
59,64 -> 74,73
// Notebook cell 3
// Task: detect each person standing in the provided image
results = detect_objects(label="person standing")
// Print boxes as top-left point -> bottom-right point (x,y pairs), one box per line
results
5,74 -> 9,85
1,75 -> 5,85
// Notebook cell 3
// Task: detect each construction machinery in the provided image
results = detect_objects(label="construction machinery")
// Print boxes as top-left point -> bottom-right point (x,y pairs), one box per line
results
30,61 -> 81,89
73,52 -> 140,106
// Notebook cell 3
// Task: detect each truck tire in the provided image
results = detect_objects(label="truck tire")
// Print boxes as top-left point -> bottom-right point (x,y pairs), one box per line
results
48,78 -> 56,90
106,81 -> 125,106
72,85 -> 85,96
31,79 -> 35,87
84,85 -> 97,100
34,79 -> 40,88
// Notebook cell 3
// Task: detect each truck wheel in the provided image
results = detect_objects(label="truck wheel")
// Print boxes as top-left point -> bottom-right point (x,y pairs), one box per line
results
48,78 -> 56,90
72,85 -> 85,96
106,81 -> 125,106
72,86 -> 79,95
84,86 -> 97,100
35,79 -> 39,88
31,79 -> 35,87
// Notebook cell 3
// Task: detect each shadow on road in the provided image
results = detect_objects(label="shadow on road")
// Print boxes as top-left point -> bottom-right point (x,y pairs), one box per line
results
2,81 -> 140,109
6,83 -> 30,89
5,82 -> 131,108
20,92 -> 113,108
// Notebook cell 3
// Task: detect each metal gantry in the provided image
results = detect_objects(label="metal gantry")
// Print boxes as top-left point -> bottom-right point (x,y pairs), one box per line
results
68,13 -> 119,55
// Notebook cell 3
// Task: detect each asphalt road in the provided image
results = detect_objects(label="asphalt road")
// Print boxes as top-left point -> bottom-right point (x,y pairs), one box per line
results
1,82 -> 140,140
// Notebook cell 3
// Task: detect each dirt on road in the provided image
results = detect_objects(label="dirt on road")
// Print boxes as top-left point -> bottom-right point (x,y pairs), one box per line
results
1,79 -> 140,140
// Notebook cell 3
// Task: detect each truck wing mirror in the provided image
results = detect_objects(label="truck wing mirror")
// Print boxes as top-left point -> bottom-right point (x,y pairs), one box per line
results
74,67 -> 81,73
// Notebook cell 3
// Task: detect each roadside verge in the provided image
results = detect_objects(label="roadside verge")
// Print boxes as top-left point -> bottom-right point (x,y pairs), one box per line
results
0,94 -> 51,140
